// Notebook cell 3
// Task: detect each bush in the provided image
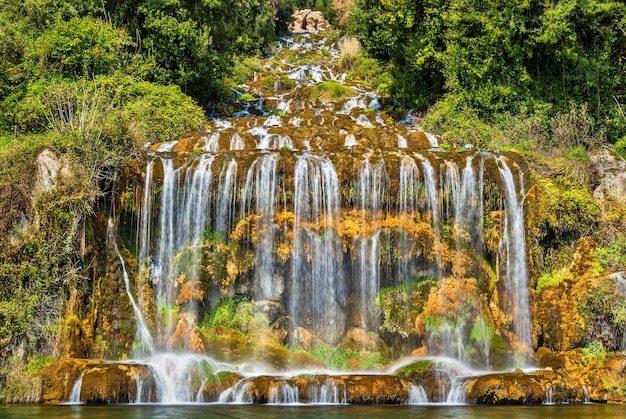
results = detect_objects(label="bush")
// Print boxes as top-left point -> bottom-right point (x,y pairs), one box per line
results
614,137 -> 626,159
536,269 -> 570,293
550,103 -> 602,150
202,296 -> 268,334
27,17 -> 132,79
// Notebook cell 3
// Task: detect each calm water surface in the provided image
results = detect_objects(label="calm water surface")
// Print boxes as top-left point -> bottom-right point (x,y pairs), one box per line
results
2,404 -> 626,419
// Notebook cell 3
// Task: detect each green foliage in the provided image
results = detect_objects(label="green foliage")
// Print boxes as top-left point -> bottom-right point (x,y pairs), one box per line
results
231,57 -> 265,85
395,360 -> 432,376
201,296 -> 268,333
346,56 -> 392,95
376,277 -> 434,336
351,0 -> 626,140
528,179 -> 599,246
536,269 -> 569,293
578,278 -> 626,351
592,239 -> 626,273
262,75 -> 296,92
27,355 -> 56,374
614,137 -> 626,159
310,344 -> 386,370
581,340 -> 608,366
118,81 -> 204,145
27,16 -> 132,79
309,81 -> 355,103
350,0 -> 446,107
108,0 -> 278,102
564,146 -> 590,163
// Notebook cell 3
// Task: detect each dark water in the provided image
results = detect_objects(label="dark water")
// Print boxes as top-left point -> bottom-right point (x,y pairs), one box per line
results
2,404 -> 626,419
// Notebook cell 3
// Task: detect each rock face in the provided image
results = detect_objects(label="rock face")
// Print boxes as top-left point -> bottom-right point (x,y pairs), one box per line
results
35,149 -> 69,193
41,359 -> 156,404
288,9 -> 329,33
591,148 -> 626,203
464,370 -> 587,405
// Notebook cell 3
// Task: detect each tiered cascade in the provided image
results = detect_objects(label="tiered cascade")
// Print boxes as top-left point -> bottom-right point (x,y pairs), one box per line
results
64,32 -> 540,405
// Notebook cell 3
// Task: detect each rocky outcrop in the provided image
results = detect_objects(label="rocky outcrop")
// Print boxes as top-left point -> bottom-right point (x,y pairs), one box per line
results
41,359 -> 156,404
222,374 -> 415,404
464,369 -> 587,405
288,10 -> 329,33
34,149 -> 69,194
591,148 -> 626,203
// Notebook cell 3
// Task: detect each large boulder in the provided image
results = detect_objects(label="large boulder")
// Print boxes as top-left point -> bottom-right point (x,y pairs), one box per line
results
591,148 -> 626,203
288,10 -> 329,33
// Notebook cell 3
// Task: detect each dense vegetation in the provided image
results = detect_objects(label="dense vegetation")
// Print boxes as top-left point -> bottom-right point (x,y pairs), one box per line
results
351,0 -> 626,147
0,0 -> 327,396
1,0 -> 626,402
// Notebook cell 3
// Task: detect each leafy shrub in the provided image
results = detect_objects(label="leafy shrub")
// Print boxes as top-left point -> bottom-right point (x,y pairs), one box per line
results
581,340 -> 607,366
614,137 -> 626,159
536,269 -> 570,293
592,239 -> 626,273
202,296 -> 268,333
27,17 -> 132,79
310,344 -> 386,370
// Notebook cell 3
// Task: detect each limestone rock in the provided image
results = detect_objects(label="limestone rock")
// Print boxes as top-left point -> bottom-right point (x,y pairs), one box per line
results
79,363 -> 156,404
591,148 -> 626,203
41,359 -> 98,403
227,374 -> 414,404
35,149 -> 70,194
254,300 -> 287,324
288,10 -> 329,33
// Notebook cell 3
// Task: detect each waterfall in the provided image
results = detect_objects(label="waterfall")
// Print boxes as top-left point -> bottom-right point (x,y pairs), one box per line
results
406,385 -> 429,404
446,378 -> 467,404
268,383 -> 300,404
242,154 -> 281,300
218,381 -> 254,404
397,155 -> 421,280
308,379 -> 347,404
290,154 -> 345,343
416,154 -> 442,277
215,158 -> 238,234
88,30 -> 541,406
112,221 -> 156,356
497,157 -> 532,357
147,353 -> 220,404
67,371 -> 85,404
355,158 -> 387,330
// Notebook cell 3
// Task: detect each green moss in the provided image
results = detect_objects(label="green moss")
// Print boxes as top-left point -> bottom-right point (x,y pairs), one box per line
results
376,276 -> 434,335
262,75 -> 295,91
309,344 -> 387,371
395,360 -> 432,377
309,81 -> 355,103
536,268 -> 569,293
237,93 -> 258,102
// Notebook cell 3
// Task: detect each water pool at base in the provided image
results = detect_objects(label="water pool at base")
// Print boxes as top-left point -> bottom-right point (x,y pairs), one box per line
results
2,404 -> 626,419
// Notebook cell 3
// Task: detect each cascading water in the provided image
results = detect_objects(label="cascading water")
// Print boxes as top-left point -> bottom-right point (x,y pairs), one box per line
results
354,158 -> 387,331
497,156 -> 532,358
290,153 -> 345,343
75,31 -> 537,406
